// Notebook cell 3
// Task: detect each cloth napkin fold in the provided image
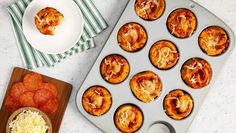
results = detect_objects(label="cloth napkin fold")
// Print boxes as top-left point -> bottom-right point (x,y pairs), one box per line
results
7,0 -> 108,69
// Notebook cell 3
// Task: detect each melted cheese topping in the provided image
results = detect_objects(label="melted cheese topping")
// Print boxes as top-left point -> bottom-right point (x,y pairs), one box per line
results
167,9 -> 196,38
182,58 -> 212,89
122,25 -> 138,51
137,0 -> 159,17
184,61 -> 203,84
105,59 -> 124,80
139,80 -> 156,101
35,15 -> 43,25
119,109 -> 136,126
9,110 -> 49,133
199,26 -> 229,56
202,35 -> 219,50
156,47 -> 177,67
185,61 -> 202,70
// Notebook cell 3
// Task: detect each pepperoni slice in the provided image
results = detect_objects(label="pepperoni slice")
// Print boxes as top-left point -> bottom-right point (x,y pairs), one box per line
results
40,98 -> 59,114
39,83 -> 58,97
5,96 -> 21,112
19,92 -> 38,108
10,82 -> 28,101
23,72 -> 43,91
34,89 -> 54,106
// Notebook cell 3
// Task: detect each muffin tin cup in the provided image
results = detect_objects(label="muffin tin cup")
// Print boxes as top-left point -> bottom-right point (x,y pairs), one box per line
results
76,0 -> 235,132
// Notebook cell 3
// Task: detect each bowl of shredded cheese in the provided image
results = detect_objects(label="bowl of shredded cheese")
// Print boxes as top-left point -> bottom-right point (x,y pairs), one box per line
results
6,107 -> 52,133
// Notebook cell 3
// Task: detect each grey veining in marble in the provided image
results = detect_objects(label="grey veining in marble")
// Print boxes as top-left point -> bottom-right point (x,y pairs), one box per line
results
0,0 -> 236,133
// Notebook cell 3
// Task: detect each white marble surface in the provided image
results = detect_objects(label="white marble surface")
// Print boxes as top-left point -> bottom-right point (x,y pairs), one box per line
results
0,0 -> 236,133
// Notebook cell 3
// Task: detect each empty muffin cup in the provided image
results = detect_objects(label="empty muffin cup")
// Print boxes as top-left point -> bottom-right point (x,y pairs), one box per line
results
148,121 -> 175,133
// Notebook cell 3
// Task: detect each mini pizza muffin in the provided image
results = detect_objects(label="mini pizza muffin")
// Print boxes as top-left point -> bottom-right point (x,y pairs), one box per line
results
82,86 -> 112,116
35,7 -> 64,35
167,8 -> 197,38
163,89 -> 193,120
114,104 -> 143,133
130,71 -> 162,103
135,0 -> 165,20
100,54 -> 130,84
117,22 -> 147,52
181,58 -> 212,89
199,26 -> 229,56
149,40 -> 179,70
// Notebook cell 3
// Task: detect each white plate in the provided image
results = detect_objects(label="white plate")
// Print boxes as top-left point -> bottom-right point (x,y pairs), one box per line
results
23,0 -> 84,54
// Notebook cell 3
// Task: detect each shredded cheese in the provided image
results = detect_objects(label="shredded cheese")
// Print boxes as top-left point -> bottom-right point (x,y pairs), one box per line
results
156,47 -> 176,67
86,100 -> 96,109
104,60 -> 123,80
9,110 -> 49,133
127,41 -> 132,51
190,75 -> 197,84
167,97 -> 191,110
35,15 -> 43,25
120,110 -> 129,126
185,61 -> 202,70
167,97 -> 181,108
139,80 -> 156,101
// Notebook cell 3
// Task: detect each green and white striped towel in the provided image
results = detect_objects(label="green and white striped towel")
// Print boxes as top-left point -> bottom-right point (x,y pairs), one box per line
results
7,0 -> 108,69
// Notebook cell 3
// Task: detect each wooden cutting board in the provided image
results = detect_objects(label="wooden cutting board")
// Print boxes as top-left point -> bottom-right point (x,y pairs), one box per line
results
0,67 -> 72,133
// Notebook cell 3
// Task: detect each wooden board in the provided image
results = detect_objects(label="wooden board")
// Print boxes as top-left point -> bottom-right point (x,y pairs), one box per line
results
0,67 -> 72,133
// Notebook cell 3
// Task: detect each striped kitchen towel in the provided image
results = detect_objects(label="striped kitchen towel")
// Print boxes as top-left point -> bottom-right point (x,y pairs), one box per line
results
7,0 -> 108,69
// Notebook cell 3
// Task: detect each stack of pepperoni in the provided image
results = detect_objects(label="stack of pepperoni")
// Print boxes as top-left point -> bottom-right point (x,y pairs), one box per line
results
5,72 -> 59,114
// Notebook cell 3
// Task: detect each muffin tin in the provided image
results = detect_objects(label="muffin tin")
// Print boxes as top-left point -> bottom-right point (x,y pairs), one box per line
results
76,0 -> 235,132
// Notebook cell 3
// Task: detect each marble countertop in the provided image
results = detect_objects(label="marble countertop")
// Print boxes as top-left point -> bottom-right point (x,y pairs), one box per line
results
0,0 -> 236,132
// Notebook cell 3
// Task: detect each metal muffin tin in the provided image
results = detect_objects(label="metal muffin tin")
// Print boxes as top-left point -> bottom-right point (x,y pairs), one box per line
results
76,0 -> 235,132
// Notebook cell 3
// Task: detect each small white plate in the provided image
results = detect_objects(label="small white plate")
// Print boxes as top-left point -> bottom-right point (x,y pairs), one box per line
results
23,0 -> 84,54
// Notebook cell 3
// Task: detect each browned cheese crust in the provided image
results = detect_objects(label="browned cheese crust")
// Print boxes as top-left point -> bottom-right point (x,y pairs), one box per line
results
167,8 -> 197,38
164,89 -> 193,120
149,40 -> 179,70
100,54 -> 130,84
118,22 -> 147,52
114,104 -> 143,133
135,0 -> 165,20
199,26 -> 229,56
181,58 -> 212,89
130,71 -> 162,103
82,86 -> 112,116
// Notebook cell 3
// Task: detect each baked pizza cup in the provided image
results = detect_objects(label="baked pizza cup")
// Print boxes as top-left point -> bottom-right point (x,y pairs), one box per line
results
181,58 -> 212,89
130,71 -> 162,103
114,104 -> 143,133
149,40 -> 179,70
163,89 -> 194,120
167,8 -> 197,38
199,26 -> 229,56
82,86 -> 112,116
117,22 -> 147,52
35,7 -> 64,35
100,54 -> 130,84
135,0 -> 165,21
